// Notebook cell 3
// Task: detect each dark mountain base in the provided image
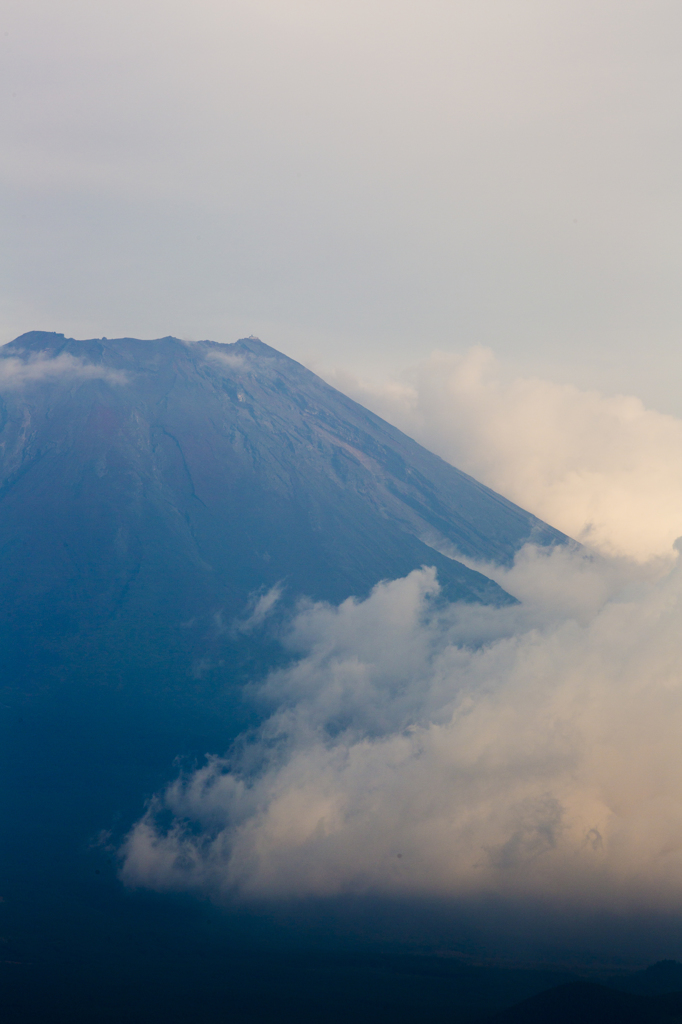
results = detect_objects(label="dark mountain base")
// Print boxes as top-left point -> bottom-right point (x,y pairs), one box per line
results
488,981 -> 682,1023
4,936 -> 682,1024
4,859 -> 682,1024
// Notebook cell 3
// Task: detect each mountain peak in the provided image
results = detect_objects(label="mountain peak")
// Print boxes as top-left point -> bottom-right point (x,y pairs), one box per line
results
0,331 -> 571,676
5,329 -> 68,351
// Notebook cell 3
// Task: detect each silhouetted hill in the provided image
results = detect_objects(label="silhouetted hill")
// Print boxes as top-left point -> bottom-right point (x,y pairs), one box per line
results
611,960 -> 682,996
487,979 -> 682,1024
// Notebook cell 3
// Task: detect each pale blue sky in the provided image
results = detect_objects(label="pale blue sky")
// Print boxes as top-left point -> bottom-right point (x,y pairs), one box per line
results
3,0 -> 682,410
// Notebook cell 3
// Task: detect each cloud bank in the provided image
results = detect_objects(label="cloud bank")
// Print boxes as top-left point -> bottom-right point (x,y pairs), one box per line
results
0,350 -> 127,387
333,348 -> 682,563
121,543 -> 682,914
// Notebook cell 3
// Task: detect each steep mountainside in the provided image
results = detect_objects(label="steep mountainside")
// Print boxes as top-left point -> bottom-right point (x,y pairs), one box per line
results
0,331 -> 563,636
0,331 -> 571,1023
0,331 -> 570,754
0,331 -> 569,811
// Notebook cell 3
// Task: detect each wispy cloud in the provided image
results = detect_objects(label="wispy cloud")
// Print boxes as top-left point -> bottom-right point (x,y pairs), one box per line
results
232,583 -> 284,635
121,544 -> 682,914
0,351 -> 127,388
333,349 -> 682,563
204,350 -> 246,371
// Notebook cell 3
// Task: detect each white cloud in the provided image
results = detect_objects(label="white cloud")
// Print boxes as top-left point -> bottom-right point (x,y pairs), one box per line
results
204,350 -> 246,371
118,341 -> 682,924
0,350 -> 127,387
333,348 -> 682,563
233,583 -> 284,635
121,544 -> 682,914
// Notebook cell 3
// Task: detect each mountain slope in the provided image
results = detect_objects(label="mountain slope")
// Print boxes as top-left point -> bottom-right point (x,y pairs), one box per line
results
0,330 -> 572,758
0,331 -> 570,817
0,332 -> 564,639
0,331 -> 570,1022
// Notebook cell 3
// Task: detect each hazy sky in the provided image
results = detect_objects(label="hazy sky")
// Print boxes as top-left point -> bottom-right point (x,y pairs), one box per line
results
3,1 -> 682,410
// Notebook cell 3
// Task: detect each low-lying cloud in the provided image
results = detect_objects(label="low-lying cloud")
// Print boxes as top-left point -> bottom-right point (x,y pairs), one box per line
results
121,543 -> 682,914
0,350 -> 127,387
333,348 -> 682,563
120,353 -> 682,929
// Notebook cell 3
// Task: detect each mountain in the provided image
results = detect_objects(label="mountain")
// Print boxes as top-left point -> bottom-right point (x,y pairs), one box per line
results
0,327 -> 567,844
0,331 -> 565,695
0,331 -> 569,1023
